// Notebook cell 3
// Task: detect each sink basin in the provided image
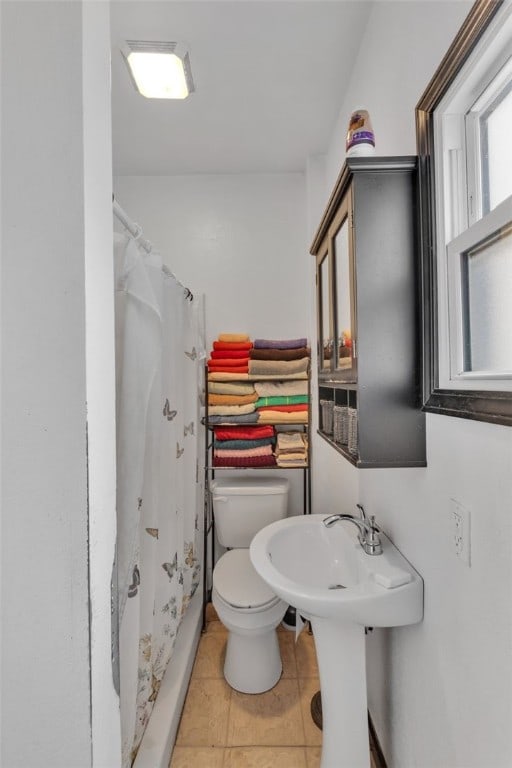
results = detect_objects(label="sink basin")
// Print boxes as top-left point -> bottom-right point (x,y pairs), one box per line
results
250,514 -> 423,768
249,513 -> 423,627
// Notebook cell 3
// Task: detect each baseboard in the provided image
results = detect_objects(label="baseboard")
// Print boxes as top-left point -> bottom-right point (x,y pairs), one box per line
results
133,591 -> 203,768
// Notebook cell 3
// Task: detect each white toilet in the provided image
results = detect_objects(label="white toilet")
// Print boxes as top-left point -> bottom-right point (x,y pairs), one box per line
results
211,476 -> 289,694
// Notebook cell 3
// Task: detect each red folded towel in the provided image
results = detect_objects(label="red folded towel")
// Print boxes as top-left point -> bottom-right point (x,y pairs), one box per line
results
207,357 -> 249,367
213,425 -> 275,440
257,404 -> 309,413
213,455 -> 276,467
213,341 -> 253,351
210,349 -> 251,359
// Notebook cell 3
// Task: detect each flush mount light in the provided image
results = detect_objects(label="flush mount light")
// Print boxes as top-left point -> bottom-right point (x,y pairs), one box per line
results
122,40 -> 195,99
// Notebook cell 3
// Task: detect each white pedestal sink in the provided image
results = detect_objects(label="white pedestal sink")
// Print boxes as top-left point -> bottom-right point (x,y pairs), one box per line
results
250,514 -> 423,768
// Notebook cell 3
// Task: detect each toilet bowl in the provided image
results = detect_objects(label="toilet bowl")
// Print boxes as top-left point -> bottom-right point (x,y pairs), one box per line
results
210,477 -> 289,694
212,549 -> 287,693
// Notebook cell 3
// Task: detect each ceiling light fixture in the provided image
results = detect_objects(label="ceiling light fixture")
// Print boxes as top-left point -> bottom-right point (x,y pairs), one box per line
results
122,40 -> 195,100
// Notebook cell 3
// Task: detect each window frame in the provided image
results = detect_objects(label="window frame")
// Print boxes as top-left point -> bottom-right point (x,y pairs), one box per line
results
416,0 -> 512,426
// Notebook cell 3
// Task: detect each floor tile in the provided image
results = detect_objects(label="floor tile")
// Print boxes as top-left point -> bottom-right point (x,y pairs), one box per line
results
191,632 -> 226,679
305,737 -> 375,766
227,678 -> 305,747
205,619 -> 227,635
169,746 -> 224,767
205,603 -> 219,622
278,629 -> 298,678
224,746 -> 308,767
178,605 -> 381,766
298,678 -> 322,747
305,746 -> 322,768
176,678 -> 231,747
295,630 -> 318,678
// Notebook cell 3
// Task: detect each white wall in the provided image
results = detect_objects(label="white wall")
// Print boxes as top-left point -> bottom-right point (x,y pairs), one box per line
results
114,174 -> 310,516
1,2 -> 120,766
114,174 -> 309,347
310,3 -> 512,766
83,2 -> 122,765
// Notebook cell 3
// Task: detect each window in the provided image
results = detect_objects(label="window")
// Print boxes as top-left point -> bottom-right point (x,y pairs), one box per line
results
417,0 -> 512,425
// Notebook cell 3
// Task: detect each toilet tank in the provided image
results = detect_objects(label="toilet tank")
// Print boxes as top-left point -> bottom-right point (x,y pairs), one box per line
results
210,477 -> 289,548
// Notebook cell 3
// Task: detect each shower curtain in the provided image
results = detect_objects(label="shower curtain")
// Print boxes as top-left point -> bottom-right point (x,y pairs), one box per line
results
114,232 -> 204,767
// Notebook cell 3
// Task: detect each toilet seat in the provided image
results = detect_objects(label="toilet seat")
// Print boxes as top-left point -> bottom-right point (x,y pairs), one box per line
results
213,549 -> 279,610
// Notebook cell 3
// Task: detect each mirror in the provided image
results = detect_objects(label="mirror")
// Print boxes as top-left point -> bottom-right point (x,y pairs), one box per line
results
318,253 -> 332,371
333,216 -> 352,370
315,191 -> 355,381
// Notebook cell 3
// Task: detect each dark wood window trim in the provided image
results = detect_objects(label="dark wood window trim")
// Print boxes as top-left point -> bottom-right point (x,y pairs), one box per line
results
415,0 -> 512,427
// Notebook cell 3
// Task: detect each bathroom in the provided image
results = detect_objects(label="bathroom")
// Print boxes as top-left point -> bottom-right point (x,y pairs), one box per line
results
2,1 -> 512,767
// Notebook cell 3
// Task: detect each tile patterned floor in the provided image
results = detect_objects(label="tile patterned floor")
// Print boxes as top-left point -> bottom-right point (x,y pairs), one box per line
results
170,605 -> 379,768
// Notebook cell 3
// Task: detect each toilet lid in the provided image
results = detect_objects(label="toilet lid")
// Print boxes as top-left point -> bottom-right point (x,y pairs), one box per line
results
213,549 -> 277,609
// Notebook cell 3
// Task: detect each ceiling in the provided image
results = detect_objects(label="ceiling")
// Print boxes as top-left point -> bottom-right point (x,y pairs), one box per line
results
110,1 -> 373,176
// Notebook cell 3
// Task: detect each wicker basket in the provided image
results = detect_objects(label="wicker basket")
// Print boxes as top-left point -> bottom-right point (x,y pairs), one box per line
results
333,405 -> 349,444
320,399 -> 334,435
347,407 -> 358,456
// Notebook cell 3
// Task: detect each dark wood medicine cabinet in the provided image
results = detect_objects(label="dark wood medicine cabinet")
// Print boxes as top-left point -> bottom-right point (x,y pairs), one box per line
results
310,156 -> 426,468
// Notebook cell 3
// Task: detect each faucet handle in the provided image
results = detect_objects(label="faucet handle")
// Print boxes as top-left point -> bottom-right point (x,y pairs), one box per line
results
364,517 -> 383,555
356,503 -> 368,522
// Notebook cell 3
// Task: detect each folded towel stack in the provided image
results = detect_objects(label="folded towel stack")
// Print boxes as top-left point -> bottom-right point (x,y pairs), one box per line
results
274,431 -> 309,468
207,335 -> 257,423
207,333 -> 252,375
248,338 -> 310,381
206,334 -> 309,431
212,425 -> 277,468
248,339 -> 310,423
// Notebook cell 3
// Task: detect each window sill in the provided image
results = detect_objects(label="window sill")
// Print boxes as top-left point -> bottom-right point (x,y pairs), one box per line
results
423,389 -> 512,426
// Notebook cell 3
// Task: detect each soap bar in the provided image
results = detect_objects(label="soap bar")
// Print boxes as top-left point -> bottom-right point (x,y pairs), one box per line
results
374,567 -> 412,589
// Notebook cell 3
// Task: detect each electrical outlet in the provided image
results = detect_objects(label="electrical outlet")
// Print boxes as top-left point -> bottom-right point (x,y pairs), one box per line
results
450,498 -> 471,566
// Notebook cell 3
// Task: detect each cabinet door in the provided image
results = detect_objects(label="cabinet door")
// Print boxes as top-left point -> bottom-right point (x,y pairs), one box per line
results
332,194 -> 356,381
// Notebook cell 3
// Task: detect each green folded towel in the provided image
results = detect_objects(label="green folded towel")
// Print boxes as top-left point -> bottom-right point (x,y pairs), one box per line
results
255,395 -> 309,407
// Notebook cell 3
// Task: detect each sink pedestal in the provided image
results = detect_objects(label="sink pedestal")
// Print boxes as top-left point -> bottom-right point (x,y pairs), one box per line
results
310,617 -> 370,768
250,515 -> 423,765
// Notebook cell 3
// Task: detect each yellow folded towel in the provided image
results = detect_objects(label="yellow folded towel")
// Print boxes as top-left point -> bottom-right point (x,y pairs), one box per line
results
275,432 -> 308,452
208,393 -> 258,406
257,411 -> 308,424
248,357 -> 310,376
207,381 -> 256,396
218,333 -> 251,343
254,380 -> 308,397
276,458 -> 308,467
247,372 -> 308,381
274,451 -> 308,461
208,372 -> 250,381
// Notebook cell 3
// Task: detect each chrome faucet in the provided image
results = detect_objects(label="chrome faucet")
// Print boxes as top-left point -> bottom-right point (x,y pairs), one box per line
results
323,503 -> 383,556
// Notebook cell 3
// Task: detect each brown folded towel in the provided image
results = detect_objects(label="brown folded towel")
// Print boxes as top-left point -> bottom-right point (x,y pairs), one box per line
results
249,347 -> 310,361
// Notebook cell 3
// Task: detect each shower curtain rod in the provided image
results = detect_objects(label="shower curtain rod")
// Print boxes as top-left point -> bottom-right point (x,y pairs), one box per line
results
113,197 -> 193,301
